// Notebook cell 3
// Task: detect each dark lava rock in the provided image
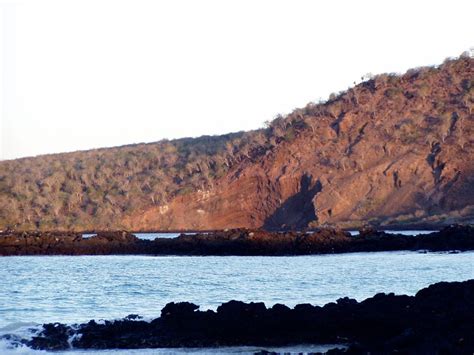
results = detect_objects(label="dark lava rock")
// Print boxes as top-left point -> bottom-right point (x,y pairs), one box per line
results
27,279 -> 474,354
1,225 -> 474,256
29,323 -> 72,350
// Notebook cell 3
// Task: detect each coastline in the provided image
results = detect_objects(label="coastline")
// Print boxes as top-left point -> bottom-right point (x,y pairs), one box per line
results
19,279 -> 474,354
1,224 -> 473,256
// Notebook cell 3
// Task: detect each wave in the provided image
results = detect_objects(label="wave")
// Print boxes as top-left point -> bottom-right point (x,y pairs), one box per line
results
0,322 -> 44,354
0,320 -> 342,354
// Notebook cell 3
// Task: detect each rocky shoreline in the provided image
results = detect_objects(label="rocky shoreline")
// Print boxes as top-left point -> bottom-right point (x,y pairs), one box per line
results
1,225 -> 474,256
0,225 -> 473,256
18,279 -> 472,353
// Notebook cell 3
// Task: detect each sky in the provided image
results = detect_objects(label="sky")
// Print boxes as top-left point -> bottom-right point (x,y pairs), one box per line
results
0,0 -> 473,160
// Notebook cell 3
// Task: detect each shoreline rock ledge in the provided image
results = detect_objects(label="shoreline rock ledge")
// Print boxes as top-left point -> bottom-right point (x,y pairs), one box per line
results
25,279 -> 474,354
1,224 -> 474,256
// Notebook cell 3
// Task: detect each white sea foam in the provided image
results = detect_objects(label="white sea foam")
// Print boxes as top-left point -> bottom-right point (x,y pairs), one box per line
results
0,322 -> 45,354
0,319 -> 343,354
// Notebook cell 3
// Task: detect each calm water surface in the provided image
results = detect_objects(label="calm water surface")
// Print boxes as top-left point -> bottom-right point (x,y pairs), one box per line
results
1,251 -> 473,328
82,233 -> 184,240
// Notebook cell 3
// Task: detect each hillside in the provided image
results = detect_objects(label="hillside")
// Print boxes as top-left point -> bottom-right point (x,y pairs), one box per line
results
1,56 -> 473,231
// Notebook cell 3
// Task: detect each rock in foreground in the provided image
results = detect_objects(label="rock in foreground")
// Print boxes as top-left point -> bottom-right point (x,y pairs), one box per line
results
27,279 -> 474,353
1,225 -> 474,256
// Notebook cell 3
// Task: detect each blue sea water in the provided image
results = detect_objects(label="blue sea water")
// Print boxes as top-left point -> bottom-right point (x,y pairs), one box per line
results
82,233 -> 185,240
0,231 -> 472,354
347,229 -> 435,236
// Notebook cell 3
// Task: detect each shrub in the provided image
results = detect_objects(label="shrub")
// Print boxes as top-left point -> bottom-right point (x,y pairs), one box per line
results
384,88 -> 403,99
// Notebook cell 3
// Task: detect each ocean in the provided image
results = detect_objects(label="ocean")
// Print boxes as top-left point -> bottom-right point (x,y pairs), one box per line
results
1,231 -> 472,354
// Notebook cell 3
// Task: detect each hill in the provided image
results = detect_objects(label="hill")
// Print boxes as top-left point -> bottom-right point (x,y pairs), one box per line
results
1,55 -> 473,230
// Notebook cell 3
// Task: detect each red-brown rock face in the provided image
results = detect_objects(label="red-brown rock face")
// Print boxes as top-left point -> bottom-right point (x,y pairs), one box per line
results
125,57 -> 474,230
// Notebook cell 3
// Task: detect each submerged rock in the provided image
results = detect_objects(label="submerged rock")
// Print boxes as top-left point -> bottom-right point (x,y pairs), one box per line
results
27,279 -> 474,353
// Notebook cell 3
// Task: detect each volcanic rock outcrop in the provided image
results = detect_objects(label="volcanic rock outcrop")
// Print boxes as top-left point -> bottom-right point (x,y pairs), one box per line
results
24,279 -> 474,354
1,225 -> 473,256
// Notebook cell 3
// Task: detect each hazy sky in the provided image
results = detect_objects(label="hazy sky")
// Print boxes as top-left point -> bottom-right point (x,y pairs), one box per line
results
1,0 -> 473,160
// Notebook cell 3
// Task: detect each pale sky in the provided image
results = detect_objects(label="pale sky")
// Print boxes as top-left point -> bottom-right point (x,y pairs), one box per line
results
0,0 -> 473,160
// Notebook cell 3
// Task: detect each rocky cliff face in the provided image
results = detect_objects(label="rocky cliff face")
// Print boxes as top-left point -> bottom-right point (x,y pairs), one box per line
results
127,56 -> 474,230
1,56 -> 473,230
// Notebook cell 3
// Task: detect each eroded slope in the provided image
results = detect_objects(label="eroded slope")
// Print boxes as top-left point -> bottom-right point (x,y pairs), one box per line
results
1,56 -> 473,230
